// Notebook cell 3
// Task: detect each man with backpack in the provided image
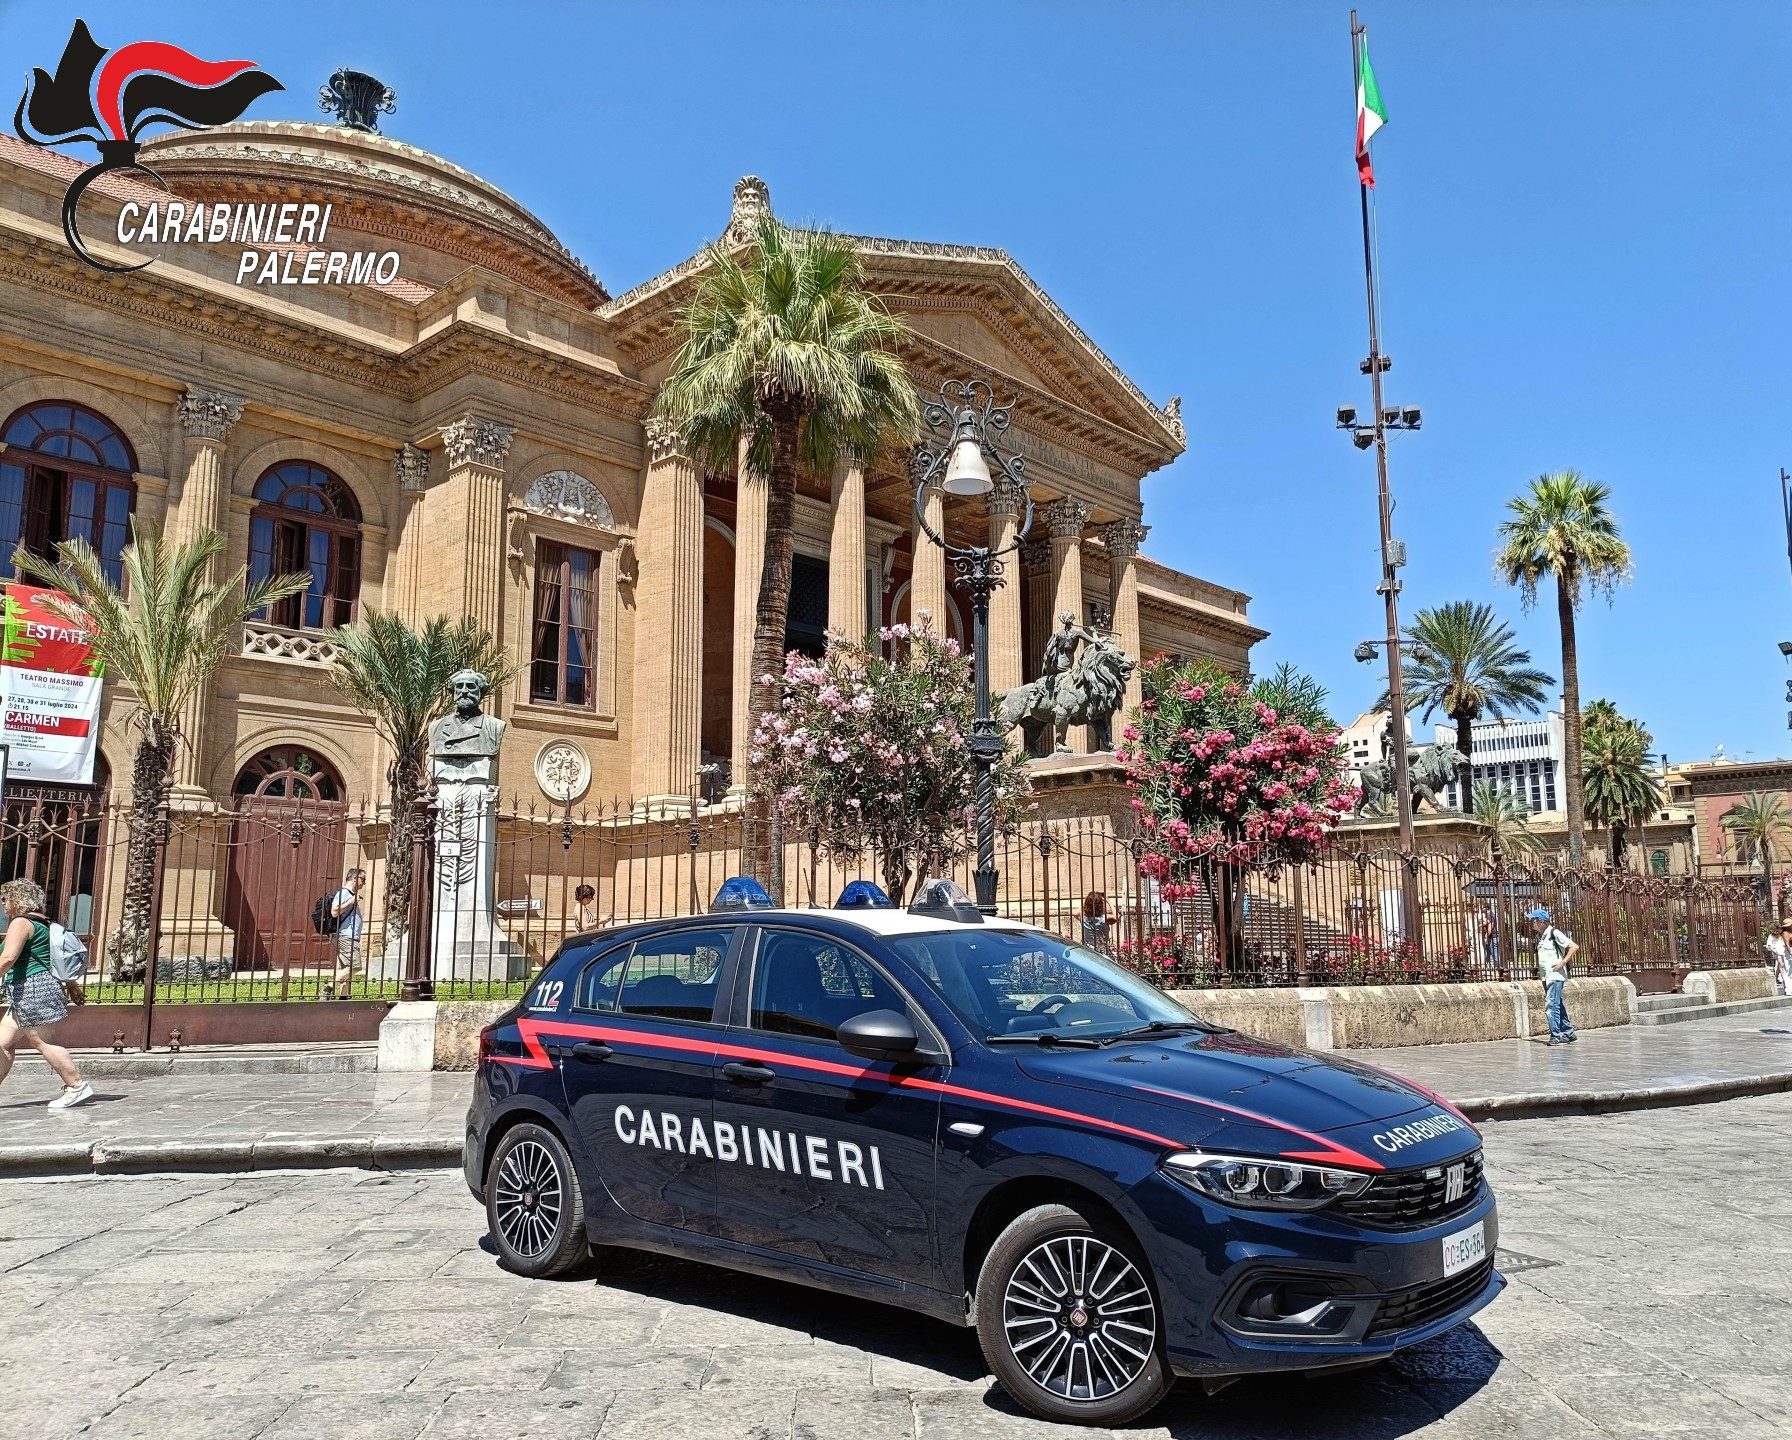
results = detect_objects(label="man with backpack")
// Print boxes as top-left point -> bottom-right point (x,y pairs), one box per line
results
1529,906 -> 1579,1045
320,868 -> 365,1000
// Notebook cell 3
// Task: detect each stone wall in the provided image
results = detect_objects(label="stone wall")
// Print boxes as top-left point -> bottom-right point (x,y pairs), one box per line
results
1683,967 -> 1777,1004
394,976 -> 1638,1070
1169,976 -> 1636,1051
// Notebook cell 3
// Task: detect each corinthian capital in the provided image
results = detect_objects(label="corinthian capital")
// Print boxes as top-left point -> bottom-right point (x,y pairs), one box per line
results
1038,497 -> 1091,540
178,386 -> 245,444
644,417 -> 689,466
984,476 -> 1029,520
1099,518 -> 1150,561
439,416 -> 516,471
394,443 -> 430,493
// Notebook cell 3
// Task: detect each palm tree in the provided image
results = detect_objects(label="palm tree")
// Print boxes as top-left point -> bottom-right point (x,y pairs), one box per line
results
1580,705 -> 1662,867
1399,601 -> 1553,812
1494,470 -> 1633,868
1721,792 -> 1792,914
655,214 -> 919,889
324,613 -> 514,944
16,521 -> 309,966
1472,780 -> 1544,858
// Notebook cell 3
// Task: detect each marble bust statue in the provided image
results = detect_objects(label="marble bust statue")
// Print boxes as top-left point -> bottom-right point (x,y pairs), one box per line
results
428,669 -> 507,786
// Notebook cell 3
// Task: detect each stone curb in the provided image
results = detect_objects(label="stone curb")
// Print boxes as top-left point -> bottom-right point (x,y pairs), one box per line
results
0,1135 -> 461,1178
10,1075 -> 1792,1178
1460,1070 -> 1792,1121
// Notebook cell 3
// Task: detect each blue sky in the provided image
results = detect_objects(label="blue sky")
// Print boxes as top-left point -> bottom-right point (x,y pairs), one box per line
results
5,1 -> 1787,761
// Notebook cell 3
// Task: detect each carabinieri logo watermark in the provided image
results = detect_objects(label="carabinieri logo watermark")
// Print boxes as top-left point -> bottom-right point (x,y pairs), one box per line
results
15,19 -> 402,287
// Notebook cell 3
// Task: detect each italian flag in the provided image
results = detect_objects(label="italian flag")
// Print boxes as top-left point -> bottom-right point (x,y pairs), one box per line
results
1356,35 -> 1387,187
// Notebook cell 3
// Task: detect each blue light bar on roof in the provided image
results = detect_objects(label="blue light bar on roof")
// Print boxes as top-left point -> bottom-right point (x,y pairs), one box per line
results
711,876 -> 774,912
835,880 -> 893,909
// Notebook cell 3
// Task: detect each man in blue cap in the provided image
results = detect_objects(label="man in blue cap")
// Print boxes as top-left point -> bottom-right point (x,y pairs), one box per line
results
1529,906 -> 1579,1044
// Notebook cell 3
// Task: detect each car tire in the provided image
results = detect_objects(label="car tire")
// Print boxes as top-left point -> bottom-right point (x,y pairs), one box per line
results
974,1202 -> 1171,1426
484,1121 -> 588,1278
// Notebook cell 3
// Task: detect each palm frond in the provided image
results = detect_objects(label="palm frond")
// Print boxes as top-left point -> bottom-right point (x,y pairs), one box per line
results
13,519 -> 309,734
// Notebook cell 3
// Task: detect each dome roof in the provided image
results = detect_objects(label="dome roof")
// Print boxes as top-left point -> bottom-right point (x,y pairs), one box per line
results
140,121 -> 605,306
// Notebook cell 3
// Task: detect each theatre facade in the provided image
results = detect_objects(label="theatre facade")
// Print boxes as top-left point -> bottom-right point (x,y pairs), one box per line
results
1,109 -> 1263,808
0,102 -> 1265,974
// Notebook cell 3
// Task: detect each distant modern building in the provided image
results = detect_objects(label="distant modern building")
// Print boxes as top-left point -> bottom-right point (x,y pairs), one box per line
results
1336,710 -> 1408,777
1435,713 -> 1565,815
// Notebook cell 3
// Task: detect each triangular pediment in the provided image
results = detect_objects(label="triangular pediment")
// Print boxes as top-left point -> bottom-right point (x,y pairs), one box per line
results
602,217 -> 1184,471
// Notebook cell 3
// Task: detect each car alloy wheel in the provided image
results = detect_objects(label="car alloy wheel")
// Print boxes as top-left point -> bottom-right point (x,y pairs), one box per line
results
484,1122 -> 589,1278
976,1203 -> 1171,1425
1002,1233 -> 1157,1403
494,1138 -> 563,1259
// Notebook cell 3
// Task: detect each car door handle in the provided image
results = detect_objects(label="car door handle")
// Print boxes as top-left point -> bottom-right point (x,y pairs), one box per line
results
571,1041 -> 613,1064
721,1061 -> 776,1086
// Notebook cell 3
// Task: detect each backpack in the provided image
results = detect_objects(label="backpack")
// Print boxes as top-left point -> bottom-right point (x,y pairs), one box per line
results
45,921 -> 88,982
311,893 -> 342,937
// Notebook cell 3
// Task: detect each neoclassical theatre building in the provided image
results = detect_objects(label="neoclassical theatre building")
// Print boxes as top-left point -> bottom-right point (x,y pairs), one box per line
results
0,102 -> 1264,827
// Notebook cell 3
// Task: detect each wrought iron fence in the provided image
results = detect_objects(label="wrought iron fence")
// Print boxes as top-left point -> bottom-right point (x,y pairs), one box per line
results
0,787 -> 1766,1034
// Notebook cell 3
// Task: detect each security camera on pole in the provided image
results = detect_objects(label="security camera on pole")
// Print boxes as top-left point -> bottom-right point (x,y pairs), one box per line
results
1342,12 -> 1421,943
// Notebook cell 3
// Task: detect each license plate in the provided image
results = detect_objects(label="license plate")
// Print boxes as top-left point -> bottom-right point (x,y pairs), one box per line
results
1441,1220 -> 1486,1278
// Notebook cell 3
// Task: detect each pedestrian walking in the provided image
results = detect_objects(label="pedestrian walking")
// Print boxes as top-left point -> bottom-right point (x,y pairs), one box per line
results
1766,920 -> 1792,997
325,868 -> 365,1000
1529,906 -> 1579,1045
1080,891 -> 1109,951
0,878 -> 93,1108
1478,902 -> 1500,970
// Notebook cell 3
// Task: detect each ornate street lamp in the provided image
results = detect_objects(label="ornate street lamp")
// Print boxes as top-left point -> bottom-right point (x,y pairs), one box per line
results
912,379 -> 1033,914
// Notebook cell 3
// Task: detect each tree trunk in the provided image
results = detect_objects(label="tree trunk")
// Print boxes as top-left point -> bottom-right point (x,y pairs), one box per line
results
1454,712 -> 1474,815
114,726 -> 175,979
383,749 -> 425,940
879,848 -> 913,909
743,408 -> 805,898
1765,844 -> 1776,919
1556,577 -> 1585,867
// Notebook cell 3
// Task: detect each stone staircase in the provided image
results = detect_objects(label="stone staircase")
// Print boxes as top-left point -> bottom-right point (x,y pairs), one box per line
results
1633,991 -> 1792,1026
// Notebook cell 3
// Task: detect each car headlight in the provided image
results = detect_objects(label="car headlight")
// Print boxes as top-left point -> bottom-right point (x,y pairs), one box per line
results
1163,1151 -> 1373,1211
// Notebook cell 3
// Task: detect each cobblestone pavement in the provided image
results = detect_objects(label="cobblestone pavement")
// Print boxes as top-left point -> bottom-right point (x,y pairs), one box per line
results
0,1070 -> 471,1151
4,1095 -> 1790,1438
1370,1007 -> 1792,1103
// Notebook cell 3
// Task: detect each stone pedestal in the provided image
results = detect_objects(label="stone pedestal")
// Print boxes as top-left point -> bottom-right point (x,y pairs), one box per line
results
429,784 -> 526,982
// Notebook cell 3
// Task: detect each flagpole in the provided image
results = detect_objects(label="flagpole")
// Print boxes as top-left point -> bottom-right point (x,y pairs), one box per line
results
1352,11 -> 1420,942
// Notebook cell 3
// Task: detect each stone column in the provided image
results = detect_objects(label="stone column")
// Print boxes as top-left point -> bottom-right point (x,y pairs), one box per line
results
435,417 -> 515,647
1101,518 -> 1150,740
632,420 -> 705,804
985,478 -> 1027,699
387,444 -> 431,624
909,458 -> 948,637
170,386 -> 245,796
729,437 -> 768,788
827,455 -> 867,643
1021,536 -> 1053,684
1041,497 -> 1092,752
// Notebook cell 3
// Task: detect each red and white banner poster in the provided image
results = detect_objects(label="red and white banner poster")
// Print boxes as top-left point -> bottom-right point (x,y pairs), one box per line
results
1,583 -> 103,786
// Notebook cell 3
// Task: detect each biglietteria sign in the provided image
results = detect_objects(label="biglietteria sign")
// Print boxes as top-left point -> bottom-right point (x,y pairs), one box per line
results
1,585 -> 103,786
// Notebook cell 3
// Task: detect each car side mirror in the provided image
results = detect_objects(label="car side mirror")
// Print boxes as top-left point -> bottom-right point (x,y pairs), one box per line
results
836,1008 -> 921,1061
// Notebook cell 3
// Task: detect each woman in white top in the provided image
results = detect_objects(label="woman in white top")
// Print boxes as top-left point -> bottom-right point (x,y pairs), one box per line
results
1767,920 -> 1792,996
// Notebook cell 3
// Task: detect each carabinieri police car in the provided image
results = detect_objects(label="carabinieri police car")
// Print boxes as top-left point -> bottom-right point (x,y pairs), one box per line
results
465,877 -> 1501,1426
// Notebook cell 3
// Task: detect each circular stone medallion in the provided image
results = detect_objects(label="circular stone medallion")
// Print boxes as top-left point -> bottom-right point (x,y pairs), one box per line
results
534,740 -> 591,803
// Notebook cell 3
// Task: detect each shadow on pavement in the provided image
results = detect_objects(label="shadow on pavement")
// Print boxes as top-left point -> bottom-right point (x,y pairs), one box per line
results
506,1236 -> 1504,1418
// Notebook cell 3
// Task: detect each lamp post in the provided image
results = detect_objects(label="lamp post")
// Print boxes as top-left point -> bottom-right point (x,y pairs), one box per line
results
912,378 -> 1034,914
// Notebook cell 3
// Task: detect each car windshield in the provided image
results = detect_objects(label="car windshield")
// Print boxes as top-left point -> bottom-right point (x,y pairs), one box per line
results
887,927 -> 1200,1042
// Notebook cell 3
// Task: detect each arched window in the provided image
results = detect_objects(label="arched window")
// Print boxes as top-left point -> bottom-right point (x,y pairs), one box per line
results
248,462 -> 362,629
0,402 -> 137,586
232,746 -> 344,801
